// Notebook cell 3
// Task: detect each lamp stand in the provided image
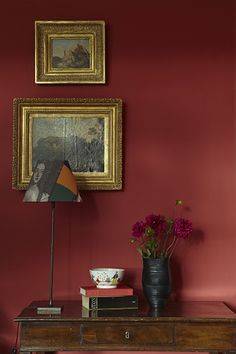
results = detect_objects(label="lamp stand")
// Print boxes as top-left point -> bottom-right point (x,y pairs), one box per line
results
37,202 -> 63,315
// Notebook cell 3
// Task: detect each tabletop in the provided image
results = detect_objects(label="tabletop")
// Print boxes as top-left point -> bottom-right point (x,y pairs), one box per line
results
15,300 -> 236,322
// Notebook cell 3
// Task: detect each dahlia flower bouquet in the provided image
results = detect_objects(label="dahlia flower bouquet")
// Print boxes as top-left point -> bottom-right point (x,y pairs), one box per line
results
131,200 -> 193,259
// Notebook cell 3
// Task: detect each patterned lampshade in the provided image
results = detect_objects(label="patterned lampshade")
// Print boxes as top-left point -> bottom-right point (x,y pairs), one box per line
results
23,160 -> 81,202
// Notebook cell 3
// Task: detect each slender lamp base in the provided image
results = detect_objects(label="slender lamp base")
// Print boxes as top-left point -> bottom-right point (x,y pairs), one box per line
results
36,202 -> 63,315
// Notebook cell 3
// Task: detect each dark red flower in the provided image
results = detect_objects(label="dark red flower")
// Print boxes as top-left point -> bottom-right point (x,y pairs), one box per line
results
173,218 -> 193,239
145,214 -> 166,234
132,221 -> 146,238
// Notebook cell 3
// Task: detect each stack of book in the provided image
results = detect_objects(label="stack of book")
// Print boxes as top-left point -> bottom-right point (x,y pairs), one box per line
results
80,284 -> 138,310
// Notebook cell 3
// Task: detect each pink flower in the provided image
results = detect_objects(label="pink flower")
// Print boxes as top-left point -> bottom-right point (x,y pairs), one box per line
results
173,218 -> 193,239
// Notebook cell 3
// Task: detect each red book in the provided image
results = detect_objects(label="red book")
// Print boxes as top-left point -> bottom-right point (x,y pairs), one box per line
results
80,284 -> 133,297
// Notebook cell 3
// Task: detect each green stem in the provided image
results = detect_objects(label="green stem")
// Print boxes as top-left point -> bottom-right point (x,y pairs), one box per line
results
162,233 -> 170,255
166,236 -> 176,256
168,238 -> 178,259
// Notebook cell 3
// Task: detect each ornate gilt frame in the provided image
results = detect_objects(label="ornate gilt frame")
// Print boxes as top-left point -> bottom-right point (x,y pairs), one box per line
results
12,98 -> 122,190
35,21 -> 105,84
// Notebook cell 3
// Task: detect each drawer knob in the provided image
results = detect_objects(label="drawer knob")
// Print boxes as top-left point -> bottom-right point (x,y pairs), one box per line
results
124,331 -> 130,339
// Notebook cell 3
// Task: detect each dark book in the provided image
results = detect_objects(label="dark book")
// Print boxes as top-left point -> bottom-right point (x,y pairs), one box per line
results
82,307 -> 139,318
82,295 -> 138,310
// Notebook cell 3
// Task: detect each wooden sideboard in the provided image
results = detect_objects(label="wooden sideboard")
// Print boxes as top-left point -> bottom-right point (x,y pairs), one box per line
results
15,300 -> 236,354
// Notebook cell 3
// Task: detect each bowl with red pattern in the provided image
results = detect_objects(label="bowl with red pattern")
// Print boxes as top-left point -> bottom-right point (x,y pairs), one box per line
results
89,268 -> 125,288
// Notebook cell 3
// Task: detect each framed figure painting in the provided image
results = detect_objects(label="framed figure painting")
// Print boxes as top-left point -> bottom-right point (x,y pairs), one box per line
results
35,21 -> 105,84
12,98 -> 122,190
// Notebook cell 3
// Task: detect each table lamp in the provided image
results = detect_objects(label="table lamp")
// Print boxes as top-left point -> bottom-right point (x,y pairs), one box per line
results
23,160 -> 81,314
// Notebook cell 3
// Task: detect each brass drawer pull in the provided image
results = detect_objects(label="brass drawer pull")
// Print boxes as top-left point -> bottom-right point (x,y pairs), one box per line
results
124,331 -> 130,339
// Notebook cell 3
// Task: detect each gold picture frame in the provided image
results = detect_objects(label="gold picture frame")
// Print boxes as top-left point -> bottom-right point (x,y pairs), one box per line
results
35,20 -> 105,84
12,98 -> 122,190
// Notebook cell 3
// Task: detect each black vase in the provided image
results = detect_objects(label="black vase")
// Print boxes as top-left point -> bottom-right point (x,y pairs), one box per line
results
142,256 -> 171,309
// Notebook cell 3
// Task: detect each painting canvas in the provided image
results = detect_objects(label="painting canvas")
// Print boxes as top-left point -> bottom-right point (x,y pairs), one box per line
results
52,38 -> 91,69
32,117 -> 105,173
12,98 -> 122,190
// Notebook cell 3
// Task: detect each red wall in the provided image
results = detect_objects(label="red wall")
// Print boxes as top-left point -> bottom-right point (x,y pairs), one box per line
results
1,0 -> 236,353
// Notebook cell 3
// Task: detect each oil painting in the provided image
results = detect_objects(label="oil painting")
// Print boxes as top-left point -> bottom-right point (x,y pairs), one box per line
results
52,38 -> 90,69
35,21 -> 105,84
12,98 -> 122,190
32,117 -> 105,173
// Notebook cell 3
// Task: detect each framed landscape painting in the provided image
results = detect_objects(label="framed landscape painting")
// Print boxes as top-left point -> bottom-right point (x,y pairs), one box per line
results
12,98 -> 122,190
35,21 -> 105,84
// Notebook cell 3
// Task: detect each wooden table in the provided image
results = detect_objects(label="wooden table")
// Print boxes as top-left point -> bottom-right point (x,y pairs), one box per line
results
15,300 -> 236,353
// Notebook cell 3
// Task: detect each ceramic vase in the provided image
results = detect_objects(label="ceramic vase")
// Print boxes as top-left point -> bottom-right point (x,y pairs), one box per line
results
142,256 -> 171,309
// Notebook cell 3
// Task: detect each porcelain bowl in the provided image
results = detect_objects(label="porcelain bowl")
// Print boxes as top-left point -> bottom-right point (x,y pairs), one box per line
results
89,268 -> 125,288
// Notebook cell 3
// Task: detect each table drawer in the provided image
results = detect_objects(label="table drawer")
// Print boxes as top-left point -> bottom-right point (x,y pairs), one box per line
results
81,323 -> 175,347
175,323 -> 236,350
21,322 -> 81,351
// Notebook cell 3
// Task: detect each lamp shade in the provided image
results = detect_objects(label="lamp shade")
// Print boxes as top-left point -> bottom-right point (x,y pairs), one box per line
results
23,160 -> 81,202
